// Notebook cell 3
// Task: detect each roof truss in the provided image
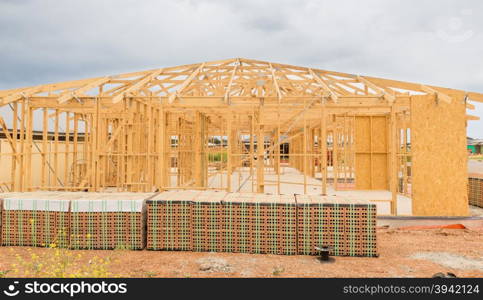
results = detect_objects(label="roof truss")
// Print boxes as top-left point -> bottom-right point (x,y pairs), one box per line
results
0,58 -> 481,108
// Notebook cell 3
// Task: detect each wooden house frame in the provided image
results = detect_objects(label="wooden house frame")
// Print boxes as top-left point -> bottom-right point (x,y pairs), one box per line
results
0,58 -> 481,216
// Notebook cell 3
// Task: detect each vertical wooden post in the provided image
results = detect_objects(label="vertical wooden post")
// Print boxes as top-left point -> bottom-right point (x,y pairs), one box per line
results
302,98 -> 307,194
164,112 -> 170,188
390,106 -> 398,215
11,102 -> 18,191
194,111 -> 205,188
369,116 -> 373,190
19,100 -> 26,191
333,126 -> 339,190
25,106 -> 33,191
54,109 -> 59,190
249,114 -> 254,192
226,112 -> 232,192
343,115 -> 348,185
402,124 -> 408,194
156,107 -> 164,190
276,110 -> 281,194
73,113 -> 79,187
147,96 -> 153,191
321,103 -> 327,195
64,112 -> 70,188
94,98 -> 101,191
41,108 -> 48,189
256,110 -> 264,193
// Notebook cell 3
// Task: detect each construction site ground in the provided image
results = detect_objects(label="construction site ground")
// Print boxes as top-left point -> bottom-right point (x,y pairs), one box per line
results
0,227 -> 481,278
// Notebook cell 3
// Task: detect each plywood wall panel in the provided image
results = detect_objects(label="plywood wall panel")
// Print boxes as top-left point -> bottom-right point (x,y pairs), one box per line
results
372,116 -> 388,153
411,94 -> 468,216
372,154 -> 388,189
355,116 -> 371,153
355,116 -> 388,190
355,154 -> 371,189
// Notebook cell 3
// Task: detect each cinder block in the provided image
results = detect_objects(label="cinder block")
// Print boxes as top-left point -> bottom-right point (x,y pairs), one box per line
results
69,193 -> 151,250
1,192 -> 70,248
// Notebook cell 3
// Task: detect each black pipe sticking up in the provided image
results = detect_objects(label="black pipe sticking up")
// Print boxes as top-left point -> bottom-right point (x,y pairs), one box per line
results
315,246 -> 332,262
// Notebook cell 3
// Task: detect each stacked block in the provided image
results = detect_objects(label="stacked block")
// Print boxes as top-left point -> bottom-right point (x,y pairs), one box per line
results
220,193 -> 252,254
1,192 -> 70,247
70,193 -> 151,250
191,191 -> 227,252
0,190 -> 378,257
468,175 -> 483,208
146,191 -> 299,255
223,193 -> 297,255
146,190 -> 201,251
146,191 -> 377,256
296,195 -> 377,257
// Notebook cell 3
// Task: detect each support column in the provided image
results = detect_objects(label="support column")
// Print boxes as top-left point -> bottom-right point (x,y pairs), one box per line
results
227,113 -> 232,192
321,105 -> 327,195
194,111 -> 206,188
390,105 -> 398,215
256,110 -> 264,193
156,108 -> 166,190
249,114 -> 254,192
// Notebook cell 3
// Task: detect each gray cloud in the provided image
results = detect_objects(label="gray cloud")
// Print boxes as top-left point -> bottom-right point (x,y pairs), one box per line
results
0,0 -> 482,137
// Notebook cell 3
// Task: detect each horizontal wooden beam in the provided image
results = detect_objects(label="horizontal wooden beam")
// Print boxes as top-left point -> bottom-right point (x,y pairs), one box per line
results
468,92 -> 483,103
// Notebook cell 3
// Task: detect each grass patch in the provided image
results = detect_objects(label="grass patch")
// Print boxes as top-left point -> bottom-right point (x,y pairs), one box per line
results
208,152 -> 227,163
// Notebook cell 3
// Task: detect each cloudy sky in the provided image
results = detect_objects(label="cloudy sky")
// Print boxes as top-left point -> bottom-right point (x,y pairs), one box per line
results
1,0 -> 482,137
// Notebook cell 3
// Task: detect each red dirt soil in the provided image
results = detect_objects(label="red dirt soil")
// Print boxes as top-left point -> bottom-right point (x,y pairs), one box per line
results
0,228 -> 482,278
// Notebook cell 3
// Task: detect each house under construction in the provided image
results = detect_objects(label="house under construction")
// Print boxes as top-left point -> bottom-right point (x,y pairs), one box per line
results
0,58 -> 481,216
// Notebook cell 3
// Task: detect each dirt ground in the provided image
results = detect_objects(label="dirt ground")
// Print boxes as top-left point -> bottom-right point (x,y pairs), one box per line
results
0,228 -> 482,278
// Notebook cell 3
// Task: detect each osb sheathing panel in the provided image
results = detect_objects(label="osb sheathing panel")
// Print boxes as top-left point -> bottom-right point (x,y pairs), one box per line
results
355,116 -> 388,190
411,94 -> 468,216
372,154 -> 388,189
355,154 -> 371,189
355,117 -> 371,153
372,116 -> 388,153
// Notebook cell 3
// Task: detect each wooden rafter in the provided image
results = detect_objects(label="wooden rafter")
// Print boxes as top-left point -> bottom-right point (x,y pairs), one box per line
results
168,63 -> 205,104
358,76 -> 396,103
1,57 -> 482,103
1,86 -> 42,105
112,69 -> 164,103
269,63 -> 283,101
224,60 -> 240,104
420,85 -> 452,104
57,77 -> 111,103
309,69 -> 338,102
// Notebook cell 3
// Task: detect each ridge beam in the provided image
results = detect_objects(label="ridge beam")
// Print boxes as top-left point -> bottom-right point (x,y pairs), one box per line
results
112,68 -> 164,103
57,77 -> 111,104
420,85 -> 452,104
358,76 -> 396,103
168,63 -> 205,104
309,69 -> 338,102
